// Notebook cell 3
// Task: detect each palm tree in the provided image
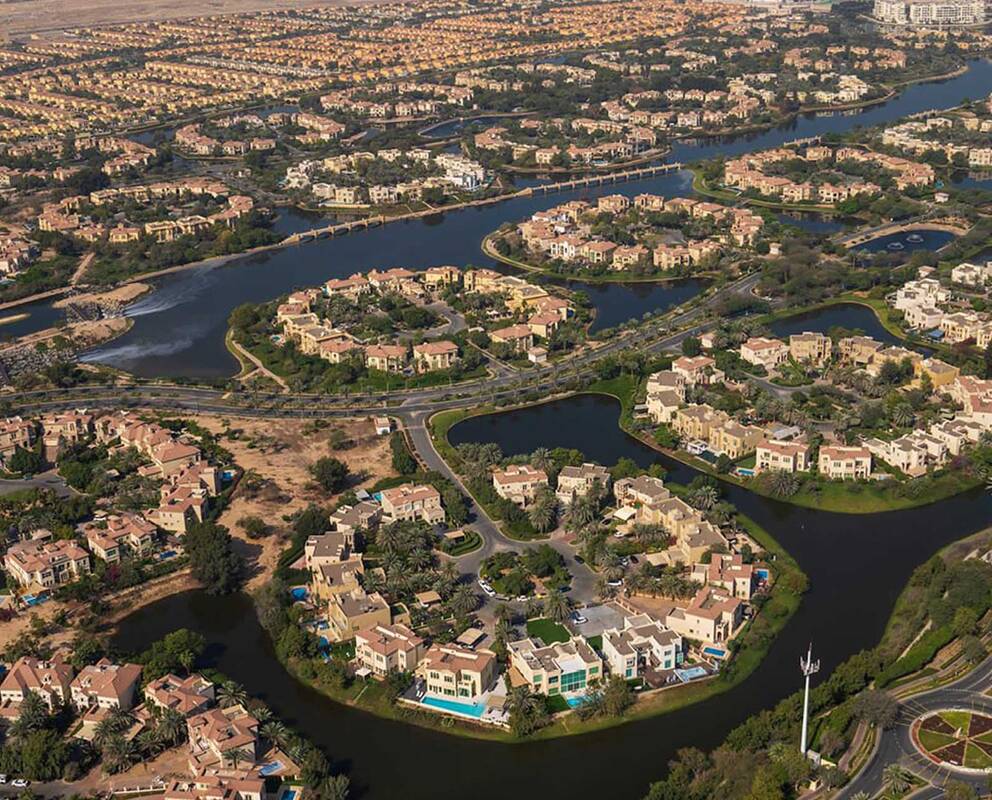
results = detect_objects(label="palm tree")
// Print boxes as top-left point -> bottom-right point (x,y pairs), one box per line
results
892,404 -> 914,428
222,747 -> 244,769
156,707 -> 187,746
102,734 -> 139,775
261,720 -> 291,750
217,680 -> 248,709
8,691 -> 48,739
528,490 -> 557,533
318,774 -> 350,800
252,706 -> 274,725
448,584 -> 477,618
883,764 -> 910,794
543,589 -> 570,624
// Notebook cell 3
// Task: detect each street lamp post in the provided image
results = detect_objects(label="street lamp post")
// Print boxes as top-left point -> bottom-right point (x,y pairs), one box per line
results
800,642 -> 820,756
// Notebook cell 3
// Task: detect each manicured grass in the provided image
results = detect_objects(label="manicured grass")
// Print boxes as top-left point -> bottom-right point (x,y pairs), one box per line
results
546,694 -> 571,713
964,742 -> 992,769
918,728 -> 958,752
939,710 -> 972,732
444,529 -> 483,557
587,635 -> 603,652
526,617 -> 571,644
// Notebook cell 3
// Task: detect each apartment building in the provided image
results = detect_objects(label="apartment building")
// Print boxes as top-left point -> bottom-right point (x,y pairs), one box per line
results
492,464 -> 549,507
508,637 -> 602,698
354,623 -> 426,678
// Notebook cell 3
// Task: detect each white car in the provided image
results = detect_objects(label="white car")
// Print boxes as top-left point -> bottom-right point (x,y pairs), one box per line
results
607,579 -> 623,588
570,611 -> 588,624
12,779 -> 29,788
0,775 -> 7,784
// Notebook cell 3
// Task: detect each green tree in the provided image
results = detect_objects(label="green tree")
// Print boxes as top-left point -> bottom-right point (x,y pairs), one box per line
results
309,457 -> 350,493
185,521 -> 243,594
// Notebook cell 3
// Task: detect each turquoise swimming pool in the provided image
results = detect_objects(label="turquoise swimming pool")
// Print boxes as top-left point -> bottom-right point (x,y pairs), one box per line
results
420,696 -> 486,718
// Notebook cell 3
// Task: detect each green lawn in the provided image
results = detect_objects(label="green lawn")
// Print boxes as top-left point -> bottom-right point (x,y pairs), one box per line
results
964,742 -> 992,770
526,617 -> 571,644
917,728 -> 957,752
939,710 -> 971,732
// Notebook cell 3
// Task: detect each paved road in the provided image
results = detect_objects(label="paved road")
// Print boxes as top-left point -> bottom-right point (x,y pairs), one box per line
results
839,656 -> 992,798
405,408 -> 599,611
5,272 -> 762,419
0,469 -> 72,497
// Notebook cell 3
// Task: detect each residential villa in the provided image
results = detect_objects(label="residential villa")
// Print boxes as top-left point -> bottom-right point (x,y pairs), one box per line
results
755,440 -> 810,473
789,332 -> 831,365
492,464 -> 549,507
818,445 -> 872,480
417,644 -> 499,703
508,637 -> 603,698
69,659 -> 142,713
0,656 -> 73,714
555,463 -> 611,505
327,589 -> 394,642
354,623 -> 426,678
187,705 -> 259,773
80,513 -> 158,563
4,534 -> 91,589
691,553 -> 756,600
144,673 -> 215,717
740,337 -> 789,370
664,587 -> 744,646
379,483 -> 445,525
601,614 -> 683,680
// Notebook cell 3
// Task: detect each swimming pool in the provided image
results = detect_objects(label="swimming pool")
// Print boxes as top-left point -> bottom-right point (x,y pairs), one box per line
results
675,666 -> 708,682
565,696 -> 588,708
290,587 -> 308,601
419,696 -> 487,718
281,791 -> 297,800
258,761 -> 284,776
703,646 -> 727,659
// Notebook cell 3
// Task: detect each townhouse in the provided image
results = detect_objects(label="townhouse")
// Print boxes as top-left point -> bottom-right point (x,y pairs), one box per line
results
740,337 -> 789,370
664,587 -> 744,646
756,439 -> 810,473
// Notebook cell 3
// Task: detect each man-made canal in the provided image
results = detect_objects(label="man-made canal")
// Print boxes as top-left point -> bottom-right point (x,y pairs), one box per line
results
59,58 -> 992,379
116,393 -> 992,800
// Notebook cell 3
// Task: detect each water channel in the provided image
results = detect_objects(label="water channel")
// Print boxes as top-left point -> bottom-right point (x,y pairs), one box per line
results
8,58 -> 985,379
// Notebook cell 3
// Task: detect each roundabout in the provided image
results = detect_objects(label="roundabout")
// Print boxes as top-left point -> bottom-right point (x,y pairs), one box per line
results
913,709 -> 992,772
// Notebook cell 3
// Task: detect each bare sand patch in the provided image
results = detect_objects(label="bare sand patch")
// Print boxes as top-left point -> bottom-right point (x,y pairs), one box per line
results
195,415 -> 396,589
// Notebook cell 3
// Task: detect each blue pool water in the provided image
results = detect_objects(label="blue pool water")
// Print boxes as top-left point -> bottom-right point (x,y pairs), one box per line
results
703,647 -> 727,659
566,696 -> 588,708
258,761 -> 283,776
158,550 -> 177,560
281,791 -> 297,800
675,666 -> 708,682
290,587 -> 308,601
420,696 -> 487,718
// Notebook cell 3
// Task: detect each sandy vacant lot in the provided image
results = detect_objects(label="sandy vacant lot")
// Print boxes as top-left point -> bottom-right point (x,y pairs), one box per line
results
195,415 -> 396,589
2,0 -> 397,35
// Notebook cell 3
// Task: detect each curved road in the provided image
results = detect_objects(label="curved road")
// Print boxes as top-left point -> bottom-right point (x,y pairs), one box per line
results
840,656 -> 992,798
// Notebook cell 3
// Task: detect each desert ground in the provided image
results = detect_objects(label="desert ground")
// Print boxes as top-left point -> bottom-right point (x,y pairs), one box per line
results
1,0 -> 399,36
195,414 -> 396,589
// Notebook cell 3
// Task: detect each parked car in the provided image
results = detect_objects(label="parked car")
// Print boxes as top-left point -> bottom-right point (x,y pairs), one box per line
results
0,775 -> 7,784
12,779 -> 30,788
570,611 -> 588,624
607,579 -> 623,588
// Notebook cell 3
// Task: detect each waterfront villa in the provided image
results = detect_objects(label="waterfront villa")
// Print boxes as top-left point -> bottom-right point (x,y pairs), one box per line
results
354,623 -> 426,678
417,644 -> 499,703
508,637 -> 602,698
327,589 -> 394,641
70,659 -> 142,714
755,440 -> 810,473
144,673 -> 215,717
601,614 -> 683,680
818,445 -> 872,480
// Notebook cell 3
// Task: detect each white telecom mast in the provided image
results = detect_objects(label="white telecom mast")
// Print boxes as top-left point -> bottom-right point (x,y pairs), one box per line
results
800,642 -> 820,755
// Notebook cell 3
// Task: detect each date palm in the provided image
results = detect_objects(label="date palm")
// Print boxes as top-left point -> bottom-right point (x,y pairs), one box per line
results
217,680 -> 248,709
543,589 -> 570,624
